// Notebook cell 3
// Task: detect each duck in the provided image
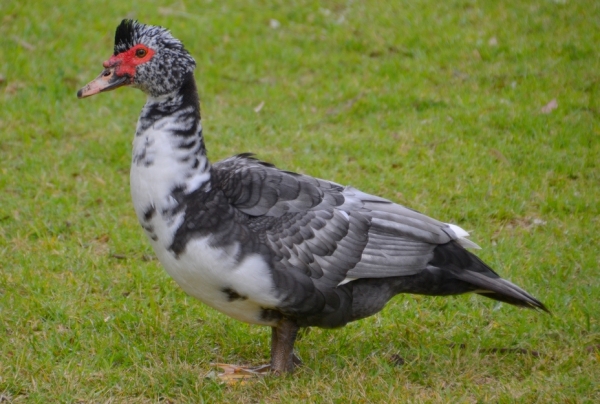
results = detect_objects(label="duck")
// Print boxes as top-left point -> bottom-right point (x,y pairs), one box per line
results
78,19 -> 548,375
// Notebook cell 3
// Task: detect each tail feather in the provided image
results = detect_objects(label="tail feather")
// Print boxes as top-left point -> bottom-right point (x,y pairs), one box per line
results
451,269 -> 549,312
431,241 -> 549,313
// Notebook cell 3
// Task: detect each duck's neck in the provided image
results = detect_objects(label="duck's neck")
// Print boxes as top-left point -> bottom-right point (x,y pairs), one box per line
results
130,72 -> 211,230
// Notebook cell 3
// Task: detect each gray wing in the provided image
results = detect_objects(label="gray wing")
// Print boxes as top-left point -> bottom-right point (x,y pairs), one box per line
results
214,154 -> 478,286
341,186 -> 480,278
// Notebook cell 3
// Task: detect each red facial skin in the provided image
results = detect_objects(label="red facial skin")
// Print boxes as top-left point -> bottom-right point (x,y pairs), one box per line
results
103,44 -> 155,78
77,44 -> 156,98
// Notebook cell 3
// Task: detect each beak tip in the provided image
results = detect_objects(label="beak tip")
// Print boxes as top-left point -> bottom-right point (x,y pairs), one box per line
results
77,88 -> 83,98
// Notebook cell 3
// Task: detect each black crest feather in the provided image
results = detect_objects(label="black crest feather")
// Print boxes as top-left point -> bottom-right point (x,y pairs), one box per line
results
114,19 -> 137,55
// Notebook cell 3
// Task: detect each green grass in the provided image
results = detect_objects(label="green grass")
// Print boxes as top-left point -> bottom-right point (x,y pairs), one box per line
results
1,0 -> 599,402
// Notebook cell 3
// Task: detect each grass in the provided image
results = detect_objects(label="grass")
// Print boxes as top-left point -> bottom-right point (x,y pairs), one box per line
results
1,0 -> 599,402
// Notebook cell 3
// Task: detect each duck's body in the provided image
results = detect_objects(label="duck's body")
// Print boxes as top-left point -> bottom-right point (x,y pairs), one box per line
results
79,20 -> 547,373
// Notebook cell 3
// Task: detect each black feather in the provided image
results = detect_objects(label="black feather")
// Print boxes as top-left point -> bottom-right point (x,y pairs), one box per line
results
114,19 -> 137,55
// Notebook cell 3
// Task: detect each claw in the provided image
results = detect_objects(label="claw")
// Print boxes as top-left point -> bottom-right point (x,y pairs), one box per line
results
210,363 -> 271,383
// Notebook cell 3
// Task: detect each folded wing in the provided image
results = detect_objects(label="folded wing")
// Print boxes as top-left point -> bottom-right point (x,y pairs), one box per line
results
214,155 -> 477,290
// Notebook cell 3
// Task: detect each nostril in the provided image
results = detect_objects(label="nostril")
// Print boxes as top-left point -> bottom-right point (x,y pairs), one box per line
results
103,71 -> 111,77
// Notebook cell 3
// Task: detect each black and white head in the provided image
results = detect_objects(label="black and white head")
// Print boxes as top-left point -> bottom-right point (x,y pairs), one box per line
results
78,20 -> 196,98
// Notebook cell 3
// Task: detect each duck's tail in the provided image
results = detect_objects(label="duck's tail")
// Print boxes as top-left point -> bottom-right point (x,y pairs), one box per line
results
429,241 -> 549,313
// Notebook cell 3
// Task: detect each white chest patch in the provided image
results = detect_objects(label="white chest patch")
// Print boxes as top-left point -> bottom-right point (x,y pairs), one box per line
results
151,236 -> 282,325
130,124 -> 209,247
129,113 -> 281,326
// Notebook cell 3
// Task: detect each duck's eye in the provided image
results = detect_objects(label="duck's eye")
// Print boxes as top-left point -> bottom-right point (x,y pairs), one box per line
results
135,48 -> 147,58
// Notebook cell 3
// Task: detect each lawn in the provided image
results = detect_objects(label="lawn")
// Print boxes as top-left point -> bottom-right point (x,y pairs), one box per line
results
1,0 -> 599,402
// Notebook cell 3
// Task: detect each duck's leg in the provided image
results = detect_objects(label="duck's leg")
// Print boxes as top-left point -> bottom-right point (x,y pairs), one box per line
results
212,318 -> 300,380
270,318 -> 300,374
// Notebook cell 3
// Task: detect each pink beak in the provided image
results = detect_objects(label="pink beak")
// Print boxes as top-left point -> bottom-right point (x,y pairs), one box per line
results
77,67 -> 130,98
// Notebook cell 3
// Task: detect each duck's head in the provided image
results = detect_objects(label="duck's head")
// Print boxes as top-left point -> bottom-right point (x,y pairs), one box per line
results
78,20 -> 195,99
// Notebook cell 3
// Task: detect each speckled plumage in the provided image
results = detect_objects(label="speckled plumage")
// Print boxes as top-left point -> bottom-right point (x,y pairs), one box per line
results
113,20 -> 196,97
79,20 -> 548,374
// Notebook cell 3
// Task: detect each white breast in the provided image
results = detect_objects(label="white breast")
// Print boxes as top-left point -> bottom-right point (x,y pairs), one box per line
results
130,125 -> 209,244
130,122 -> 281,326
152,236 -> 282,325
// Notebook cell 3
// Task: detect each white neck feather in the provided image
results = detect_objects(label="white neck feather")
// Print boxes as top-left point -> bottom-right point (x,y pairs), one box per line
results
129,94 -> 210,244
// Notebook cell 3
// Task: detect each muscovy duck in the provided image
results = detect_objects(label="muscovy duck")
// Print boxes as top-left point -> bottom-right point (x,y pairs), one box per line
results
78,20 -> 548,374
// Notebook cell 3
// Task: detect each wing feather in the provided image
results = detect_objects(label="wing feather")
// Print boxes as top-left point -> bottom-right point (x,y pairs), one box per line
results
213,154 -> 478,293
